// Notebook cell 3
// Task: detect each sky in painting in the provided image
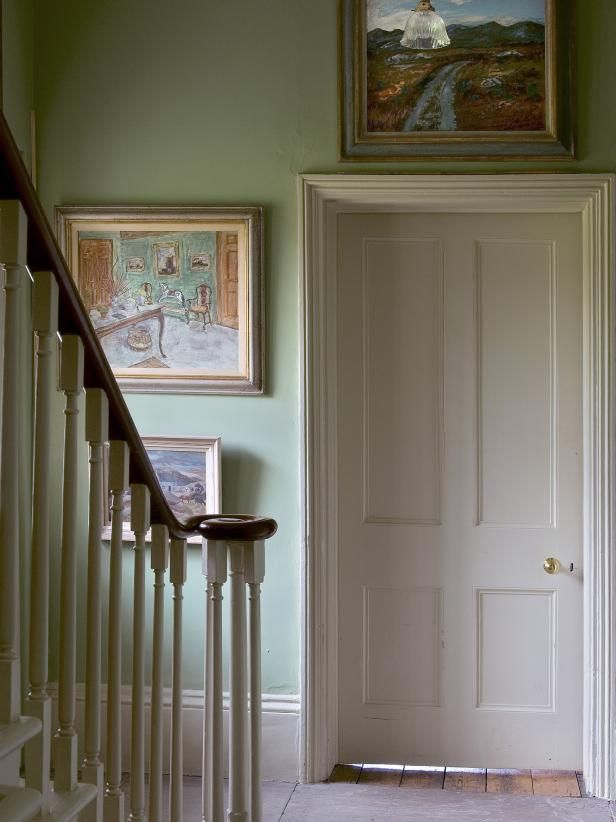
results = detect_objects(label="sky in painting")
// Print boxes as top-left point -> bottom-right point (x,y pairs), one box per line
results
367,0 -> 545,32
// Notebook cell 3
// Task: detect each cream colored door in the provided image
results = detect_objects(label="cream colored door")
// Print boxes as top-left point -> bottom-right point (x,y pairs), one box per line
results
337,211 -> 583,768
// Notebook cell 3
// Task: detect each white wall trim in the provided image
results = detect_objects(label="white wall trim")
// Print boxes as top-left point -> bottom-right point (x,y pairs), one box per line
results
299,174 -> 616,797
48,684 -> 300,782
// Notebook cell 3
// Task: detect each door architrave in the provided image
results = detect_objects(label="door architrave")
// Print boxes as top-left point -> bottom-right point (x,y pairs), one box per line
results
299,174 -> 616,798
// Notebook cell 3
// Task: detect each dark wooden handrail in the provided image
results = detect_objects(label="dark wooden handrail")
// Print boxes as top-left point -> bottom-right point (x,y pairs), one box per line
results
0,110 -> 200,539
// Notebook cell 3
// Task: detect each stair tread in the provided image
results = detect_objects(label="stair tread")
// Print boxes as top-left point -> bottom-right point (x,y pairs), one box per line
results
0,785 -> 43,822
49,782 -> 98,821
0,716 -> 42,759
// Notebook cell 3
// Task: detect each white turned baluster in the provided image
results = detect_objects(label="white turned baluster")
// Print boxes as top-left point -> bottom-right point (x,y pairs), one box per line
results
53,335 -> 85,797
23,272 -> 58,810
170,538 -> 187,822
228,545 -> 249,822
245,542 -> 266,822
128,484 -> 150,822
149,524 -> 169,822
202,541 -> 227,822
81,388 -> 109,822
0,203 -> 26,736
201,569 -> 213,822
104,441 -> 129,822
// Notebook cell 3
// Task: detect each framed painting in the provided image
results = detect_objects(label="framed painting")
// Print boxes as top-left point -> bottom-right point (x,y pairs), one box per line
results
55,206 -> 264,394
340,0 -> 574,160
103,435 -> 221,544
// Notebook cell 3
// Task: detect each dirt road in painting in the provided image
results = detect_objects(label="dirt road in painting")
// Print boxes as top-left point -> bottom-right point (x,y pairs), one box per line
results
403,60 -> 470,131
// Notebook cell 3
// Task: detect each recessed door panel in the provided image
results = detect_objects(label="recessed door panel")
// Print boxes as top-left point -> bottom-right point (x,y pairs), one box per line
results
363,586 -> 442,707
477,241 -> 556,528
476,589 -> 556,712
363,238 -> 443,525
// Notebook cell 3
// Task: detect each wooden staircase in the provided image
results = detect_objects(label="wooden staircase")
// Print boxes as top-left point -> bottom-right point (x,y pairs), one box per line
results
0,111 -> 277,821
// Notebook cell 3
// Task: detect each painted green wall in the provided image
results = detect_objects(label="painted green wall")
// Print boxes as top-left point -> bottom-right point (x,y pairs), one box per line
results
2,0 -> 34,169
32,0 -> 616,696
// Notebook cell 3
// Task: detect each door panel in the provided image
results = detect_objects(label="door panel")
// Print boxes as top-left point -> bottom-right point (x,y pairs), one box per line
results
216,231 -> 239,328
477,240 -> 556,527
363,238 -> 443,525
337,212 -> 583,769
78,238 -> 113,310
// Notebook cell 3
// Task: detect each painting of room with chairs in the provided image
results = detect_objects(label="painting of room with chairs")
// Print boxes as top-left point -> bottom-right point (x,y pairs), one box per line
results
77,228 -> 243,376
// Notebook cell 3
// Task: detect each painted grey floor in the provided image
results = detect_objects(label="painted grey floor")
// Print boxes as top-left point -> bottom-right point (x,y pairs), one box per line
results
174,780 -> 616,822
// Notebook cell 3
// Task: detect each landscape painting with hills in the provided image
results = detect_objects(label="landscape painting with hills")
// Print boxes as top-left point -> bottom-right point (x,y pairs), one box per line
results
366,0 -> 547,133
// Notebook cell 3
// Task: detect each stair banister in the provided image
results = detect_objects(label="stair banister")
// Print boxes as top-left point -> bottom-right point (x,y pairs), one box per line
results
0,110 -> 207,539
0,107 -> 279,822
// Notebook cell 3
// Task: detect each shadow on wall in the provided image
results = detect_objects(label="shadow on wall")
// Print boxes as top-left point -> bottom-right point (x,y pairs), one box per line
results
221,449 -> 266,515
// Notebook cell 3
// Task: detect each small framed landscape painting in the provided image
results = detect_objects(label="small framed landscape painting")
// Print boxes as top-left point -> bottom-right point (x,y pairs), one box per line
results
340,0 -> 574,160
103,436 -> 221,544
56,206 -> 264,394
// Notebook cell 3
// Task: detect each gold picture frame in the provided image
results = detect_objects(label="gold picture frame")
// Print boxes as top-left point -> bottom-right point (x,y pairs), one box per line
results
340,0 -> 574,161
56,206 -> 264,394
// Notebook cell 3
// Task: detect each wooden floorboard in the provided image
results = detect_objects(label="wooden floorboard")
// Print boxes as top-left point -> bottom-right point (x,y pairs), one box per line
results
576,770 -> 589,797
330,765 -> 583,797
357,766 -> 404,787
487,769 -> 533,795
329,764 -> 362,784
401,766 -> 445,790
531,770 -> 582,797
443,768 -> 487,792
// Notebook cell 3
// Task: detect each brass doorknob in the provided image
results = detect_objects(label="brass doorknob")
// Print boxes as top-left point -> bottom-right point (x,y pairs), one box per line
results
543,557 -> 561,575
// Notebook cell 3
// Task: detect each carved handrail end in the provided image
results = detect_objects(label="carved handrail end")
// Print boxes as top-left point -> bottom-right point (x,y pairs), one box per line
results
194,515 -> 278,543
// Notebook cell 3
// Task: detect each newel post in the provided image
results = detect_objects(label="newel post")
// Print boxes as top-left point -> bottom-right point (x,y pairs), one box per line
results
200,516 -> 277,822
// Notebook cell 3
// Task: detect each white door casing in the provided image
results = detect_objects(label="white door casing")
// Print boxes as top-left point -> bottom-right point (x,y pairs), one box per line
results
299,175 -> 615,798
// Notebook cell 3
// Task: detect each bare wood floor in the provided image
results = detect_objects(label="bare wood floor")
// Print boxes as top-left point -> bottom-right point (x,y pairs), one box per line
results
329,765 -> 585,797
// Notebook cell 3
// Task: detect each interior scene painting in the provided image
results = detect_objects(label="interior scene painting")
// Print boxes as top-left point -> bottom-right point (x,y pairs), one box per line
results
366,0 -> 547,133
76,227 -> 243,381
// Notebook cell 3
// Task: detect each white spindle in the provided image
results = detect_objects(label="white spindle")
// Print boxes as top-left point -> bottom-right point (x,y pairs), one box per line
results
0,257 -> 24,732
148,524 -> 169,822
202,540 -> 228,822
245,542 -> 266,822
81,388 -> 109,822
104,441 -> 129,822
170,538 -> 187,822
228,545 -> 249,822
128,484 -> 150,822
53,335 -> 85,797
24,272 -> 58,810
202,572 -> 213,822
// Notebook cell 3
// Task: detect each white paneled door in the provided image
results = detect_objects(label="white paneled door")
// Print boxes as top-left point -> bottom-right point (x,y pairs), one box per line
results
337,212 -> 583,769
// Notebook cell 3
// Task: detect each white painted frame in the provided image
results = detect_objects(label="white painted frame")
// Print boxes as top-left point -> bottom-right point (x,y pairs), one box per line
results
299,174 -> 616,798
101,435 -> 221,544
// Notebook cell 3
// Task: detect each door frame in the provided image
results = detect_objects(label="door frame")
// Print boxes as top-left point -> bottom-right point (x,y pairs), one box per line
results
299,174 -> 616,797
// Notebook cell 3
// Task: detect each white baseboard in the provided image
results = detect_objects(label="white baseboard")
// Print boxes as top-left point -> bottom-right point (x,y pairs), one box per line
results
47,684 -> 300,782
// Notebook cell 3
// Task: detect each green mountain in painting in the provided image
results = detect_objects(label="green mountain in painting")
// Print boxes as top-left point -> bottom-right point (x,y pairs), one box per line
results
369,20 -> 544,51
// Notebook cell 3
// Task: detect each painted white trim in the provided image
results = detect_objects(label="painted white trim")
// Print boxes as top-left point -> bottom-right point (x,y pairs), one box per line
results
47,684 -> 300,782
299,174 -> 616,797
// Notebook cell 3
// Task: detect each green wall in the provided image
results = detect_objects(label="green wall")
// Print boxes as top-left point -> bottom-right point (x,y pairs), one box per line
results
31,0 -> 616,696
2,0 -> 34,169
